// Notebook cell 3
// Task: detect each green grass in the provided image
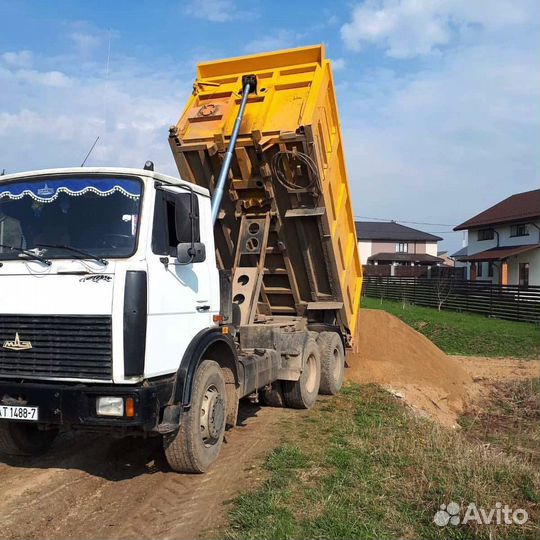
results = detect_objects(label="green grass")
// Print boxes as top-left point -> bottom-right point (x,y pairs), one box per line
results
223,385 -> 539,540
361,297 -> 539,358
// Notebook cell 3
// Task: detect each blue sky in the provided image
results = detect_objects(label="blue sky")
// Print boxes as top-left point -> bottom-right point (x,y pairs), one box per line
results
1,0 -> 538,252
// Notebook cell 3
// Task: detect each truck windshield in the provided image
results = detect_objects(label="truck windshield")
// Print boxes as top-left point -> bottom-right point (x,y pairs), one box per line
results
0,176 -> 142,260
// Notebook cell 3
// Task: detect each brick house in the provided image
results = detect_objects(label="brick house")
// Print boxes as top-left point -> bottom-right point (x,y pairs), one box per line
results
454,189 -> 540,286
356,221 -> 443,267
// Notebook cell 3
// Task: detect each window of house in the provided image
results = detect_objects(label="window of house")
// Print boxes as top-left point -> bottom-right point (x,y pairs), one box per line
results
488,262 -> 494,277
519,263 -> 529,287
477,262 -> 483,277
396,242 -> 408,253
510,224 -> 529,237
477,228 -> 494,241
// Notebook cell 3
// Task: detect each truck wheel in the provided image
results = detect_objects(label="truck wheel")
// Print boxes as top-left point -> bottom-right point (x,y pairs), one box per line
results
260,381 -> 286,407
318,332 -> 345,395
164,360 -> 227,473
283,338 -> 321,409
0,422 -> 58,456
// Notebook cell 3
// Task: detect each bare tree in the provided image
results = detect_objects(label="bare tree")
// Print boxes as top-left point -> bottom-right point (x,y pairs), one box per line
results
434,266 -> 455,311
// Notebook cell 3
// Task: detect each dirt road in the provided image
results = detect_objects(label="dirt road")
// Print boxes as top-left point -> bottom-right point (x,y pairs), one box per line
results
456,355 -> 539,383
0,403 -> 293,540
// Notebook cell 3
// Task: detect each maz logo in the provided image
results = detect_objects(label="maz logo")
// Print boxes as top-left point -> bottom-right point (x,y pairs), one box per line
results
79,275 -> 112,283
3,333 -> 32,351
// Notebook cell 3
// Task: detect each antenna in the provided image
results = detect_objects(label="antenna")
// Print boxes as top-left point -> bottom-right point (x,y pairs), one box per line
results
80,136 -> 100,167
103,28 -> 111,129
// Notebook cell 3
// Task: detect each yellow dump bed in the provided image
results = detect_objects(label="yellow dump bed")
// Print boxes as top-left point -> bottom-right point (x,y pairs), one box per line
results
169,45 -> 362,342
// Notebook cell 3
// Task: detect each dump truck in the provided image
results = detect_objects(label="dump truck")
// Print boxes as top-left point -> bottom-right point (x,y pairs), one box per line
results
0,45 -> 362,472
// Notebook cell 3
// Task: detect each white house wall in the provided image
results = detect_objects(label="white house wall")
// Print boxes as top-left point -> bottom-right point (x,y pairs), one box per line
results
425,242 -> 438,256
358,240 -> 372,265
508,248 -> 540,287
467,221 -> 540,255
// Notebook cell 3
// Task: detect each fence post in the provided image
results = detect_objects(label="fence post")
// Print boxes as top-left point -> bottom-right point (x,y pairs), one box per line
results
489,284 -> 493,318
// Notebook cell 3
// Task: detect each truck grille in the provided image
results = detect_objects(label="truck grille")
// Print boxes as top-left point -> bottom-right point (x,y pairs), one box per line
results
0,315 -> 112,380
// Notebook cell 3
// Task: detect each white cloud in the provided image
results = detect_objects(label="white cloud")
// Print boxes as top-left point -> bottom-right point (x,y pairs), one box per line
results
341,0 -> 536,58
337,0 -> 539,252
1,50 -> 33,68
340,41 -> 538,251
184,0 -> 238,23
0,47 -> 191,176
0,65 -> 72,88
244,30 -> 300,53
331,58 -> 346,70
67,21 -> 116,56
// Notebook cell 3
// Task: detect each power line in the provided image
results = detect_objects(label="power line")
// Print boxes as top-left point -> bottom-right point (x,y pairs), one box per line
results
422,230 -> 462,234
355,215 -> 456,227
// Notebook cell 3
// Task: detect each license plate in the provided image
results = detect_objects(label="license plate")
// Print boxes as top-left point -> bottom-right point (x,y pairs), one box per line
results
0,405 -> 39,421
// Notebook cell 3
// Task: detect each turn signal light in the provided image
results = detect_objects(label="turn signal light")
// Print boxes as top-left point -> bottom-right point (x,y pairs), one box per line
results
213,314 -> 223,323
125,397 -> 136,418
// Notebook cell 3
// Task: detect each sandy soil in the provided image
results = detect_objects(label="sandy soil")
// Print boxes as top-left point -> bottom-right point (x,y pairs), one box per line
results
346,309 -> 538,428
347,309 -> 474,427
0,403 -> 293,540
456,355 -> 539,383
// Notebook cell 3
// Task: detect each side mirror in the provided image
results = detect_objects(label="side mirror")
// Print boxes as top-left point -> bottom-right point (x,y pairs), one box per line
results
176,242 -> 206,264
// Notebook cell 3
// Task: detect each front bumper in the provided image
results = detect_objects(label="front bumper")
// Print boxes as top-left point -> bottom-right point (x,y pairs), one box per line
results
0,377 -> 174,432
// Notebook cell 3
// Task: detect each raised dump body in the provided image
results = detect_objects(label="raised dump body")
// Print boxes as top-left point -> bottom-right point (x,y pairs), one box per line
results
169,45 -> 362,342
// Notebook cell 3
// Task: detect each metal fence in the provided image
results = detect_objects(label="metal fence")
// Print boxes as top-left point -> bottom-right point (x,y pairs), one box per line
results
362,276 -> 540,323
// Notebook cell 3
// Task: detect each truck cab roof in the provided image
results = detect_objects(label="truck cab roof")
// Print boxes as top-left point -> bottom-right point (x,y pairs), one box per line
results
0,167 -> 211,198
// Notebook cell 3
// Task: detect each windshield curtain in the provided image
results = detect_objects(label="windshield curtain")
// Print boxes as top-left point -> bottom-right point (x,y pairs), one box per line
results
0,176 -> 142,259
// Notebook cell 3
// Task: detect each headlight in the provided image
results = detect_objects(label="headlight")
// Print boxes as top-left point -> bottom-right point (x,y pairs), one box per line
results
96,396 -> 124,417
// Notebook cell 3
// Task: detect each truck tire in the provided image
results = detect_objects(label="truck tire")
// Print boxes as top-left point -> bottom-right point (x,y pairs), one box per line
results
0,422 -> 58,456
260,381 -> 286,407
164,360 -> 227,473
283,338 -> 321,409
318,332 -> 345,395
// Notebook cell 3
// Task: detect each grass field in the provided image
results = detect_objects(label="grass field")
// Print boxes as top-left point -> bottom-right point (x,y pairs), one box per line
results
460,378 -> 540,467
360,297 -> 539,358
224,384 -> 539,540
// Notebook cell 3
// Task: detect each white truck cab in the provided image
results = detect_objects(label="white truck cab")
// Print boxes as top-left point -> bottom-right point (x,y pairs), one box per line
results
0,167 -> 239,468
0,167 -> 220,384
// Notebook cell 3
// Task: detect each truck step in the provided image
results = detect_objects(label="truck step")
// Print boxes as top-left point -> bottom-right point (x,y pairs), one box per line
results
285,207 -> 326,218
264,286 -> 293,295
263,268 -> 288,275
270,306 -> 297,313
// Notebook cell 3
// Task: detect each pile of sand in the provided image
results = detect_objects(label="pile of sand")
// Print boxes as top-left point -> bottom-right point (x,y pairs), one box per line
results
346,309 -> 474,427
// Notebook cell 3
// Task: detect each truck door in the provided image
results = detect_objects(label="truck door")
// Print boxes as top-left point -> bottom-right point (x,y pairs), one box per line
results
144,185 -> 215,378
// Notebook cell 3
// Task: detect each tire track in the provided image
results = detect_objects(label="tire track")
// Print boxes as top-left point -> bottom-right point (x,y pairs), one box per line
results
0,403 -> 293,540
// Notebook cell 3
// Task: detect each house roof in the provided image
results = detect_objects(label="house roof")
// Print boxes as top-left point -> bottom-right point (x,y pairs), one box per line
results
457,244 -> 539,262
355,221 -> 443,242
368,252 -> 443,264
454,189 -> 540,231
451,246 -> 468,258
